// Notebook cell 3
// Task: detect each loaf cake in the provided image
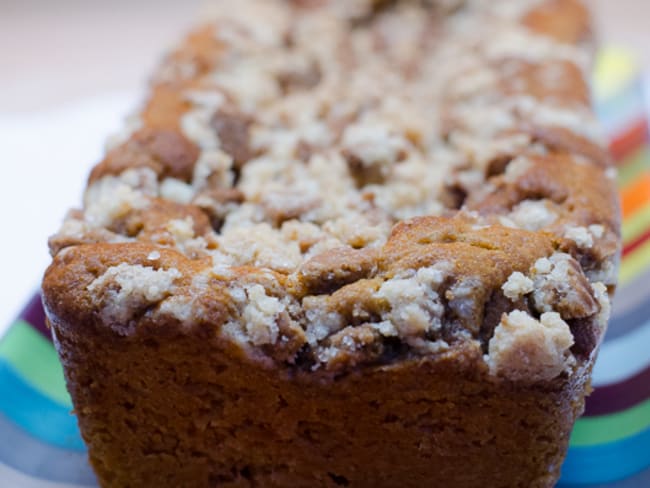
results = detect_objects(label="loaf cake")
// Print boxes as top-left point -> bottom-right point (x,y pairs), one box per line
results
42,0 -> 621,486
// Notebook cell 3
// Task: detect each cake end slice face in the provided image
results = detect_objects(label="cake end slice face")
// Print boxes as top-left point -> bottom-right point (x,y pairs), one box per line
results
42,0 -> 620,486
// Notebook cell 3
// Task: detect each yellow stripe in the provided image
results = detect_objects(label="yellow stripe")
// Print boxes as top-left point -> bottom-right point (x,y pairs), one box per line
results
594,48 -> 639,100
617,147 -> 650,188
620,239 -> 650,285
622,205 -> 650,245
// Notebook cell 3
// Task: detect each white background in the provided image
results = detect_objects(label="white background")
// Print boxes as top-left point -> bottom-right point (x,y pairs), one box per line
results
0,92 -> 136,333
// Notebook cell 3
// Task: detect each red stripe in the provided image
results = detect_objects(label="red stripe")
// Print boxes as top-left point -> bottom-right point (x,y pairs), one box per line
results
623,227 -> 650,257
610,118 -> 649,162
584,364 -> 650,416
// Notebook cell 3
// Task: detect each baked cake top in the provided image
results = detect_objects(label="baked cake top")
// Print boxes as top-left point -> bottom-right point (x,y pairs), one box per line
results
44,0 -> 620,382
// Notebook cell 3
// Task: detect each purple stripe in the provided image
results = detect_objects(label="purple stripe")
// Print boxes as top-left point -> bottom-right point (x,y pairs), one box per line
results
17,293 -> 51,341
584,364 -> 650,417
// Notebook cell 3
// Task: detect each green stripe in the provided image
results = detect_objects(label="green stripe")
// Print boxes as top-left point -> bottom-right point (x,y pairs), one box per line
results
622,205 -> 650,244
617,147 -> 650,187
570,398 -> 650,447
0,321 -> 72,407
620,239 -> 650,285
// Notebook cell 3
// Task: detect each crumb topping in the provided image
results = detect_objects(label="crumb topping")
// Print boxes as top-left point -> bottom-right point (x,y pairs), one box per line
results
239,284 -> 285,346
486,310 -> 575,382
502,272 -> 534,301
564,225 -> 594,249
374,264 -> 449,339
87,263 -> 182,332
45,0 -> 619,380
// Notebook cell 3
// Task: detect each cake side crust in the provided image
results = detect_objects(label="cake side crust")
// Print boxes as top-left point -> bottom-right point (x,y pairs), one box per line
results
48,304 -> 594,487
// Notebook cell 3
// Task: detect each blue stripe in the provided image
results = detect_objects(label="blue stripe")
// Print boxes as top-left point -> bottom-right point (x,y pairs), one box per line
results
595,78 -> 647,133
0,412 -> 96,486
559,426 -> 650,485
0,359 -> 85,452
592,318 -> 650,387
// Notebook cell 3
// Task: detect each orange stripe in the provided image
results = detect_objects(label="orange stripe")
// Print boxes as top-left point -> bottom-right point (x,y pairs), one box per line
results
621,173 -> 650,219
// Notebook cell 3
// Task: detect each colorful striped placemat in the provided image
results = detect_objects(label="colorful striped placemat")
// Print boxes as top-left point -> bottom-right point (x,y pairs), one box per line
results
1,47 -> 649,487
558,47 -> 650,487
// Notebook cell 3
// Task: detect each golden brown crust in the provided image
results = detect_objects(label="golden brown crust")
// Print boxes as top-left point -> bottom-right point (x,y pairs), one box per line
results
210,107 -> 256,170
43,212 -> 603,372
466,152 -> 620,281
522,0 -> 592,44
497,58 -> 590,106
295,247 -> 379,295
154,24 -> 227,83
90,128 -> 200,184
107,198 -> 213,240
141,85 -> 193,130
44,243 -> 220,327
382,216 -> 556,278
